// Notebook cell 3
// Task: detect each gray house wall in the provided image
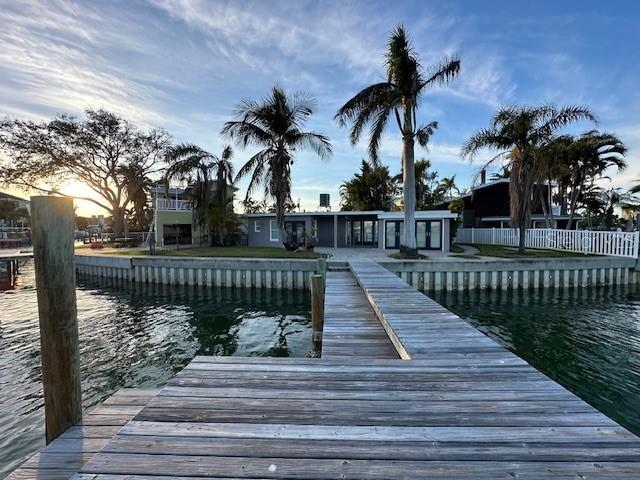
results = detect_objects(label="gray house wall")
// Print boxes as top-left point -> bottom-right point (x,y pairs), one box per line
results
246,214 -> 454,251
247,217 -> 276,247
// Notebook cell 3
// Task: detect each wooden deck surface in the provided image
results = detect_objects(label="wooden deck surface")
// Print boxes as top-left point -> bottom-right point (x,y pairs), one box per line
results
77,356 -> 640,479
349,260 -> 509,360
7,388 -> 159,480
322,270 -> 398,359
14,260 -> 640,479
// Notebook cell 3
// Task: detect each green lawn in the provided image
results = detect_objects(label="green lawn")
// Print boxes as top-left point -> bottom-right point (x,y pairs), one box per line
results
465,243 -> 592,258
111,246 -> 323,259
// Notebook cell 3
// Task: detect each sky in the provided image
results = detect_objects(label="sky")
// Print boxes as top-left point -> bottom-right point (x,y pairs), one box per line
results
1,0 -> 639,215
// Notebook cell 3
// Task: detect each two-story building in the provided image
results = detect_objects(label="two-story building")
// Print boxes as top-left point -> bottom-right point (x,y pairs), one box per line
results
151,185 -> 236,246
435,177 -> 582,229
0,191 -> 30,227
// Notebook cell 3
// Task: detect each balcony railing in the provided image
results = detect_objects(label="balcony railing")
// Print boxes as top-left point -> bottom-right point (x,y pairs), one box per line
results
156,199 -> 192,211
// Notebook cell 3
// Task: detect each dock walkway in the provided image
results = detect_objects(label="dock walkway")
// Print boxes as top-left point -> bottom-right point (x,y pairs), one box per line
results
11,259 -> 640,479
322,269 -> 398,359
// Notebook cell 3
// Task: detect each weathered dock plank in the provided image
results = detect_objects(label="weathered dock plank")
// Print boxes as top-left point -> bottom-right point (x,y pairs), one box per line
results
321,270 -> 398,358
79,355 -> 640,479
6,389 -> 159,480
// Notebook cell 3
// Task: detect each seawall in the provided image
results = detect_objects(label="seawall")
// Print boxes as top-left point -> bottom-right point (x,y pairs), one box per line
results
75,254 -> 325,289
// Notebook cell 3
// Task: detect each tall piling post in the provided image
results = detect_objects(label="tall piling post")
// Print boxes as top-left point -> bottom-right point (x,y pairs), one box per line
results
31,196 -> 82,443
311,274 -> 325,352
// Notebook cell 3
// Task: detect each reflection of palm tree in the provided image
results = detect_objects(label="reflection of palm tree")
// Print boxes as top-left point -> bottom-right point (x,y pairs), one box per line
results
336,25 -> 459,254
462,105 -> 595,253
222,86 -> 332,245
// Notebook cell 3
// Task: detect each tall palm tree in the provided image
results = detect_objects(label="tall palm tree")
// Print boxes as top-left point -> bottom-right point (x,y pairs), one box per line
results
335,25 -> 460,257
462,105 -> 596,253
164,144 -> 235,245
222,86 -> 332,246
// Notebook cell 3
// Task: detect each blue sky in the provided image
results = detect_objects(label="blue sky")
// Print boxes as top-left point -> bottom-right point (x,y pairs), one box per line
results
1,0 -> 639,214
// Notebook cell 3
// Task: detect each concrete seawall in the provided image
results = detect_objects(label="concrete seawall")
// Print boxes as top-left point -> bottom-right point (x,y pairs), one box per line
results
75,254 -> 637,291
75,254 -> 325,289
380,257 -> 637,291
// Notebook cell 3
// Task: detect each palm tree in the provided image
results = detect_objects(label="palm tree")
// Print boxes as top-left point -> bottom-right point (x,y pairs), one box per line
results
439,175 -> 459,199
164,144 -> 235,245
119,163 -> 154,233
222,86 -> 331,246
535,135 -> 574,227
335,25 -> 460,257
462,105 -> 596,253
562,131 -> 627,229
394,158 -> 442,209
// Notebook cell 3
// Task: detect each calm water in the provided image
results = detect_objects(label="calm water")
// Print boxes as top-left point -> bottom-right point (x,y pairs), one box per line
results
0,261 -> 311,477
432,286 -> 640,436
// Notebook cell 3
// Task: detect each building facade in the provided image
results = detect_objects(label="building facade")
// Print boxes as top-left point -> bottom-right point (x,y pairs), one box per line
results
435,178 -> 582,229
246,210 -> 457,252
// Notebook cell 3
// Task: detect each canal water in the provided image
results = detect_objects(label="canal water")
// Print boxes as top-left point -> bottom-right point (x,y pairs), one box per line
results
0,261 -> 311,477
432,285 -> 640,437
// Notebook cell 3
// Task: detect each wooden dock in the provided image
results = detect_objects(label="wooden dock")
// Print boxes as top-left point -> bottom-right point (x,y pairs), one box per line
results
10,259 -> 640,479
7,388 -> 159,480
322,269 -> 398,359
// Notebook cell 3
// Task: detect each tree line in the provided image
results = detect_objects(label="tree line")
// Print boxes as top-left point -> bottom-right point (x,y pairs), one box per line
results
0,25 -> 632,255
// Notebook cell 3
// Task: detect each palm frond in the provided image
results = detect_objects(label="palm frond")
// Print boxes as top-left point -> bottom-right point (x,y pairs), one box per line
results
293,132 -> 332,160
420,56 -> 461,88
415,121 -> 438,148
537,105 -> 597,135
367,107 -> 393,165
461,128 -> 509,159
334,83 -> 397,127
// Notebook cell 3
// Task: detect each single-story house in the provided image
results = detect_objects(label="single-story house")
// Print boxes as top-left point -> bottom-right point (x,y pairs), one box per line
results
245,210 -> 457,252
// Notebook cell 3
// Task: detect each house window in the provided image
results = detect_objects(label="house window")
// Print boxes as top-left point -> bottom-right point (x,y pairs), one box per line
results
254,221 -> 261,233
312,220 -> 318,238
269,220 -> 279,242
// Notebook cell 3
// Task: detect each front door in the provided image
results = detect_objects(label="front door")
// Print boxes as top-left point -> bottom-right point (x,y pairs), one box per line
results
385,221 -> 403,249
416,220 -> 442,250
347,219 -> 377,246
284,221 -> 306,246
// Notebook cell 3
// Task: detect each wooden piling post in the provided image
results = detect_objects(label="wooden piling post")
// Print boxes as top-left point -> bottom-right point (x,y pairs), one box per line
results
31,196 -> 82,444
311,274 -> 325,352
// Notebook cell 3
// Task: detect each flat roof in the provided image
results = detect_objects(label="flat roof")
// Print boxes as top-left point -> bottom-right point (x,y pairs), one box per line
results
245,210 -> 458,219
481,215 -> 583,221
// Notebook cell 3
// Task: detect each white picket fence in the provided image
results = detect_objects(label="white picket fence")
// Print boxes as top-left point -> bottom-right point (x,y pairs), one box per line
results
456,227 -> 640,258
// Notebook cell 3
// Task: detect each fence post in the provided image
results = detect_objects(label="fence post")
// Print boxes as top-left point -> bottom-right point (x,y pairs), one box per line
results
492,227 -> 496,244
471,227 -> 475,244
311,274 -> 325,352
31,196 -> 82,444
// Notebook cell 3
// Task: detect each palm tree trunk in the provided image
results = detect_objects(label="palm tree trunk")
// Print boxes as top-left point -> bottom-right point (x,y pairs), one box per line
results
540,193 -> 550,228
565,187 -> 581,230
518,220 -> 527,253
547,176 -> 554,227
402,134 -> 417,254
